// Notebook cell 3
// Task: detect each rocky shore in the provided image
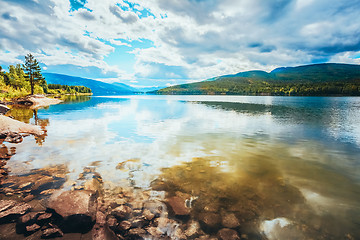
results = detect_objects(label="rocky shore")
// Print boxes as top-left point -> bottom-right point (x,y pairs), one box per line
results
0,94 -> 61,143
0,173 -> 247,240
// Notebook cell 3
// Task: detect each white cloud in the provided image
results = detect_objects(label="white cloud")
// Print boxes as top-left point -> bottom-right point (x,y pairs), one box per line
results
0,0 -> 359,86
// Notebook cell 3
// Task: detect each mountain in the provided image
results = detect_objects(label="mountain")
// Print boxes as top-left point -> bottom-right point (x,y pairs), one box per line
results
153,63 -> 360,96
137,86 -> 163,92
110,82 -> 140,92
43,73 -> 139,96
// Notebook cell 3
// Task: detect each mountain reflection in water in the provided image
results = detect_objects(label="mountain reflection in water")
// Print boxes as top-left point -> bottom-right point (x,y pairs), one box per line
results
0,95 -> 359,239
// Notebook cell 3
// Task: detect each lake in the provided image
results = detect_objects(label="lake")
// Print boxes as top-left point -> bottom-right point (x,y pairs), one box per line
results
2,95 -> 360,239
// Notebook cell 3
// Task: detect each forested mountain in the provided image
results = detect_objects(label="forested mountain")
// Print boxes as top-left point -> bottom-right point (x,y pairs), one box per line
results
43,73 -> 139,96
154,63 -> 360,96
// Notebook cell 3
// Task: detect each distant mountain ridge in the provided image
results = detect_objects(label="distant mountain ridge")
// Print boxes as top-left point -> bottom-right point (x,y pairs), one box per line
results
43,73 -> 140,96
154,63 -> 360,96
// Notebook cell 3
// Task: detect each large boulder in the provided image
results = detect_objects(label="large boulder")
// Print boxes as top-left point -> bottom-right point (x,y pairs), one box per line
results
0,115 -> 42,136
47,190 -> 97,233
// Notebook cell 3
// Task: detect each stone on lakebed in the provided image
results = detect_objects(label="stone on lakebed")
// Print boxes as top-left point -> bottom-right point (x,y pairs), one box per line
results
46,190 -> 97,233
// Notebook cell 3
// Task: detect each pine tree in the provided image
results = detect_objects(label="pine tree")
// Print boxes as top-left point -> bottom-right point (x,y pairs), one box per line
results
23,53 -> 45,95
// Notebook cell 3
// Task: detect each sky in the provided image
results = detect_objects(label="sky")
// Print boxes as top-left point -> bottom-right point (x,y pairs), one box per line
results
0,0 -> 360,88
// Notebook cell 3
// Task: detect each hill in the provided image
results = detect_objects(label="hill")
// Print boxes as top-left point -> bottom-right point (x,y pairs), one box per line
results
43,73 -> 139,96
153,63 -> 360,96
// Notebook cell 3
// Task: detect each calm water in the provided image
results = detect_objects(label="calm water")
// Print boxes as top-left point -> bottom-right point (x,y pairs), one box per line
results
3,95 -> 360,239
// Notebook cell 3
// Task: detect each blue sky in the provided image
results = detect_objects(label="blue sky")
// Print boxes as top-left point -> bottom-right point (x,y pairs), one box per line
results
1,0 -> 360,88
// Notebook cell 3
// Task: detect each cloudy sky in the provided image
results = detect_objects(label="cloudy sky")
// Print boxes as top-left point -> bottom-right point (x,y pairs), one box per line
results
1,0 -> 360,88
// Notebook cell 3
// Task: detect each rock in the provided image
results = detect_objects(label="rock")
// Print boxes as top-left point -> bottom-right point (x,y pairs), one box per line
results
133,209 -> 143,216
221,213 -> 240,228
173,227 -> 187,240
96,211 -> 106,226
143,209 -> 155,221
37,212 -> 52,221
19,212 -> 40,224
131,218 -> 146,228
26,223 -> 41,232
154,217 -> 179,235
146,226 -> 163,238
0,115 -> 42,137
4,132 -> 23,143
16,95 -> 62,109
198,212 -> 221,233
40,189 -> 57,195
185,220 -> 201,238
23,195 -> 35,202
143,200 -> 166,217
47,190 -> 97,220
0,104 -> 10,115
0,200 -> 16,212
0,200 -> 31,222
19,182 -> 33,189
42,226 -> 64,238
111,205 -> 132,220
92,212 -> 118,240
84,178 -> 103,194
128,228 -> 146,239
167,196 -> 190,216
203,203 -> 220,212
130,200 -> 144,210
196,235 -> 219,240
32,176 -> 55,192
119,220 -> 131,231
154,217 -> 170,229
92,224 -> 118,240
47,190 -> 97,233
240,234 -> 248,239
217,228 -> 240,240
107,215 -> 118,230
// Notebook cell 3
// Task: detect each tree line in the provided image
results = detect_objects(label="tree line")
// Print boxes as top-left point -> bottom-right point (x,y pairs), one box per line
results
47,84 -> 91,94
156,75 -> 360,96
0,54 -> 91,99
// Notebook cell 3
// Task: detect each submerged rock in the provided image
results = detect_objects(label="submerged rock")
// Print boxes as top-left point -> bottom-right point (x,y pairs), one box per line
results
217,228 -> 240,240
47,190 -> 97,233
185,220 -> 202,238
19,212 -> 40,225
42,225 -> 64,238
119,220 -> 131,231
111,205 -> 132,220
0,200 -> 31,222
221,212 -> 240,229
167,196 -> 191,216
26,223 -> 41,233
37,212 -> 52,222
128,228 -> 146,239
198,212 -> 221,233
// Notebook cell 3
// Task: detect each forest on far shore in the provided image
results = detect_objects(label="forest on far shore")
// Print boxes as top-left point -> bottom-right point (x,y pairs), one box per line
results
154,63 -> 360,96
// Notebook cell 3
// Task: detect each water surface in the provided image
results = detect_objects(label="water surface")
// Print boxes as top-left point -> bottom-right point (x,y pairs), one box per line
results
2,95 -> 360,239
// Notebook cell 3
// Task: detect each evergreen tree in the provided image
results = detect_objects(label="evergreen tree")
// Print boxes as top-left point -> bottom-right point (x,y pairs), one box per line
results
23,53 -> 45,95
